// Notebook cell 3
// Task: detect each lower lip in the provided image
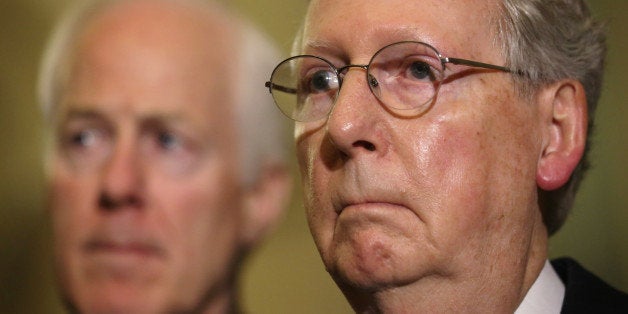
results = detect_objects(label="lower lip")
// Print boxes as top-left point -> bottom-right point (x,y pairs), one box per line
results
339,202 -> 405,214
85,242 -> 163,259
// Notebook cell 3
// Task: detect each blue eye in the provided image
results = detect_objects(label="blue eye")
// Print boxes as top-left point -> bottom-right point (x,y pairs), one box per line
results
307,70 -> 339,93
69,129 -> 99,148
408,61 -> 435,81
157,131 -> 181,151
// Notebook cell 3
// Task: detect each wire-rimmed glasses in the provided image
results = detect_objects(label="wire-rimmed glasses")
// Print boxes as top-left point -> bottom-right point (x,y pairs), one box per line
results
265,41 -> 513,122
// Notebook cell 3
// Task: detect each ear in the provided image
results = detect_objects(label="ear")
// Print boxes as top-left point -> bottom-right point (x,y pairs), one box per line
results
240,162 -> 292,247
536,80 -> 588,191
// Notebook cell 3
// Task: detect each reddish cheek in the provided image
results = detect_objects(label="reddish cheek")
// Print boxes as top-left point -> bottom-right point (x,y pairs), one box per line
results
409,117 -> 488,183
156,169 -> 241,225
295,131 -> 322,195
49,165 -> 91,211
48,175 -> 97,252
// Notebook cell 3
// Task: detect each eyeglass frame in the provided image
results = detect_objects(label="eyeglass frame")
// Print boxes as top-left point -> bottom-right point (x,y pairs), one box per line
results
265,40 -> 516,121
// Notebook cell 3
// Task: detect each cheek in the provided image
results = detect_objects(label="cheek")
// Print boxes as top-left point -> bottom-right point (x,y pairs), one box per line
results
405,119 -> 491,230
295,126 -> 340,252
154,168 -> 243,243
150,165 -> 244,292
48,164 -> 97,248
295,126 -> 322,205
410,99 -> 540,253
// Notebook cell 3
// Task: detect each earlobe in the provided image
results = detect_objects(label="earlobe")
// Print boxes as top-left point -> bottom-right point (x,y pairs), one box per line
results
536,80 -> 588,191
241,162 -> 292,247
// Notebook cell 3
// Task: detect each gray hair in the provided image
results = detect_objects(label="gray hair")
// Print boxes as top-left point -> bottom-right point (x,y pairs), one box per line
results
495,0 -> 606,234
234,22 -> 289,186
38,0 -> 287,186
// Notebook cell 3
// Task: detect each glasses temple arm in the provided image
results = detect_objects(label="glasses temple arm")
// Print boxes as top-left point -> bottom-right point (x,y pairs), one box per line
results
265,81 -> 297,94
444,57 -> 516,73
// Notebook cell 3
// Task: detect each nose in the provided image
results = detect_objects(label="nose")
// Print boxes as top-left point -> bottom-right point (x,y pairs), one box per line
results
99,138 -> 144,210
325,68 -> 387,158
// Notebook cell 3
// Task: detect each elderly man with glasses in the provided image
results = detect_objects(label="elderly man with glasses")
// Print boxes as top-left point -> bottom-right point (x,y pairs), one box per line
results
267,0 -> 628,312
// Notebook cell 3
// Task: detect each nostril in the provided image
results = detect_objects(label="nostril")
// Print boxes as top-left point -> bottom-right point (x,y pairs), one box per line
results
353,140 -> 376,151
99,194 -> 117,211
99,193 -> 141,211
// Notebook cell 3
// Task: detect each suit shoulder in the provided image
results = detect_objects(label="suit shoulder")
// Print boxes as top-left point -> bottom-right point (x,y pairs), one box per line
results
552,257 -> 628,314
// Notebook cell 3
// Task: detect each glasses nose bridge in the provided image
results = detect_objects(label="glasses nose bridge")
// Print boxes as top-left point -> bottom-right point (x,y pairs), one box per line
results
328,63 -> 379,119
336,64 -> 369,86
336,64 -> 369,78
337,64 -> 369,73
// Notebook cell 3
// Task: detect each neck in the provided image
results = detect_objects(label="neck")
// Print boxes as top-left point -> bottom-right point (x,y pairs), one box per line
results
198,284 -> 241,314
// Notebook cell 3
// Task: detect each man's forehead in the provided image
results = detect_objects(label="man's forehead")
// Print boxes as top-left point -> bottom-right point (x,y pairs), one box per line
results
303,0 -> 501,56
302,26 -> 440,55
78,0 -> 237,56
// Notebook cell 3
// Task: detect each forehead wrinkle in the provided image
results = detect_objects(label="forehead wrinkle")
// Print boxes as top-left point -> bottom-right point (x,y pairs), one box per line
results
59,107 -> 105,122
303,38 -> 337,53
60,100 -> 187,124
303,25 -> 443,60
303,0 -> 502,62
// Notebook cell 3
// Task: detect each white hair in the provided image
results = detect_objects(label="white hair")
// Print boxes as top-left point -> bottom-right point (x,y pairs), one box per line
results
38,0 -> 288,185
234,23 -> 289,185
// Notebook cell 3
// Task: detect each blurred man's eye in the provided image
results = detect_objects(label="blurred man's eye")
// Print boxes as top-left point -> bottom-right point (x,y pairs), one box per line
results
61,126 -> 108,152
57,123 -> 112,171
144,127 -> 205,176
68,129 -> 100,148
156,131 -> 182,151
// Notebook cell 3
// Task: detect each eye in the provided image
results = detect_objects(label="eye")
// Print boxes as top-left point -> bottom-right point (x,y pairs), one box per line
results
156,131 -> 182,151
64,128 -> 106,151
69,129 -> 99,147
306,69 -> 339,93
59,124 -> 111,168
407,61 -> 436,81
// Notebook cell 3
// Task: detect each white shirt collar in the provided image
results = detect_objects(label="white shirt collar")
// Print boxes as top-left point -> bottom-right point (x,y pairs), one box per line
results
514,260 -> 565,314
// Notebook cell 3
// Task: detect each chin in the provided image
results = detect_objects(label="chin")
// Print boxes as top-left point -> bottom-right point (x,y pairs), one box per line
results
327,242 -> 399,290
325,232 -> 431,292
66,296 -> 144,314
64,280 -> 168,314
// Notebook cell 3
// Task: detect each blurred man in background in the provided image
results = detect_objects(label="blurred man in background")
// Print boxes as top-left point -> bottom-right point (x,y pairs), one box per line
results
39,0 -> 291,312
266,0 -> 628,312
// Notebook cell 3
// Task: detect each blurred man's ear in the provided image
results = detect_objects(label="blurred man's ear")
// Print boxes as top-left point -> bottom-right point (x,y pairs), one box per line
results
536,79 -> 588,191
241,162 -> 292,247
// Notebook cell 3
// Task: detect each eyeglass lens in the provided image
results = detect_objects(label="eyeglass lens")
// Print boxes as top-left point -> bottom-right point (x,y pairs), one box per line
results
268,41 -> 445,122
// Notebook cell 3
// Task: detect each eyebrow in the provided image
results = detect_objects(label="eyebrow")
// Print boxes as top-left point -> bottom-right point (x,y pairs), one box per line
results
59,108 -> 104,122
60,104 -> 186,122
302,39 -> 341,55
302,26 -> 436,55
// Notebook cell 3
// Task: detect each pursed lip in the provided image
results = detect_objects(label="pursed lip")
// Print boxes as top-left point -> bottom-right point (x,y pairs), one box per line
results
337,201 -> 406,213
83,237 -> 166,259
334,193 -> 409,214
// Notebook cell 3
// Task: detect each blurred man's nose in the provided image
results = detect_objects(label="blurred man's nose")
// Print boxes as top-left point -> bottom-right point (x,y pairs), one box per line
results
99,137 -> 144,211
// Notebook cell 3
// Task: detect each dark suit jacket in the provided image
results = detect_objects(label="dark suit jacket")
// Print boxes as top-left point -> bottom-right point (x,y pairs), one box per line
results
552,257 -> 628,313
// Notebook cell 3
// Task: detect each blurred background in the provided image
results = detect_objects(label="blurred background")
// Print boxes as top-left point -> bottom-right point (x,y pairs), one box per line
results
0,0 -> 625,313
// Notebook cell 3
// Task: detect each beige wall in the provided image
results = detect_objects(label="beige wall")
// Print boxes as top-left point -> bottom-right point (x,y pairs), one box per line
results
0,1 -> 625,313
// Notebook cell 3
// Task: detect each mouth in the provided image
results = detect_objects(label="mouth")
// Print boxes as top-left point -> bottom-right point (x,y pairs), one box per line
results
83,238 -> 165,260
335,200 -> 407,215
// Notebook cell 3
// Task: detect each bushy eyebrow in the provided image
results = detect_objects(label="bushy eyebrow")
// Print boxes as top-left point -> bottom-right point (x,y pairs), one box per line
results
302,26 -> 434,56
59,107 -> 105,123
59,105 -> 185,125
302,39 -> 341,55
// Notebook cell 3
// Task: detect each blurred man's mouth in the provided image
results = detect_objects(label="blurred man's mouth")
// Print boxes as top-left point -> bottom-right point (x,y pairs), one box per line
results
83,236 -> 166,262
